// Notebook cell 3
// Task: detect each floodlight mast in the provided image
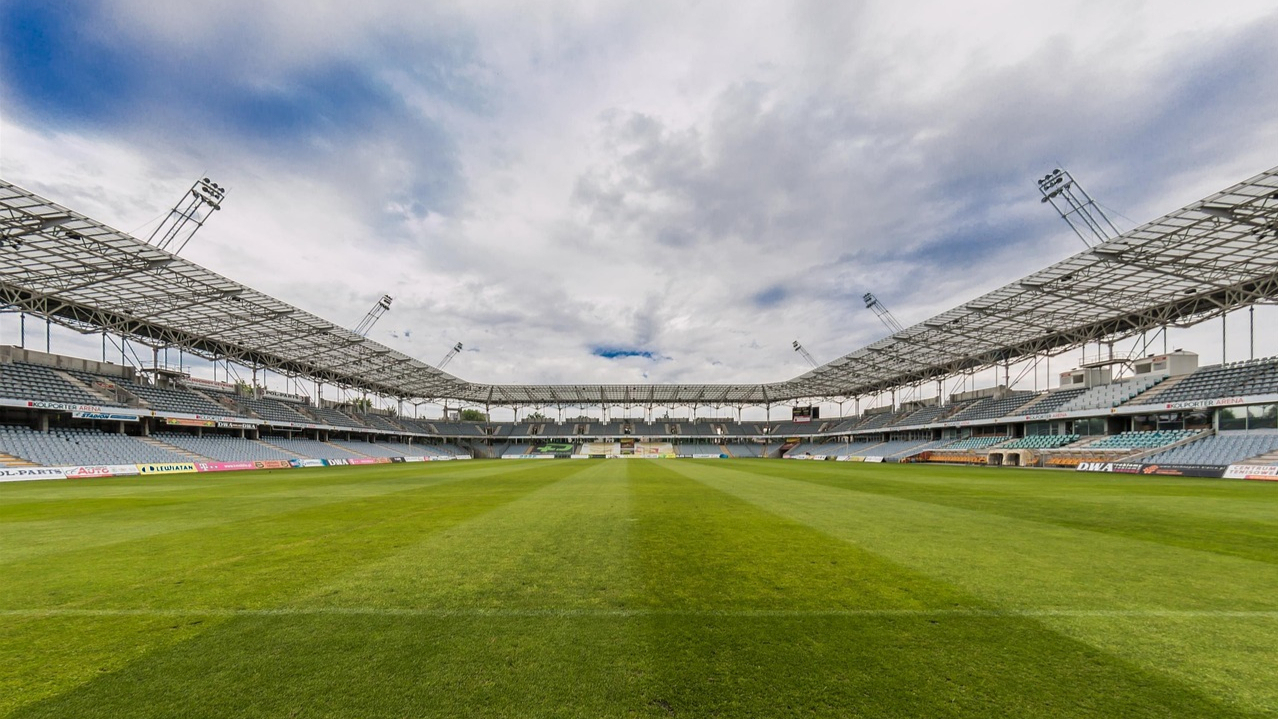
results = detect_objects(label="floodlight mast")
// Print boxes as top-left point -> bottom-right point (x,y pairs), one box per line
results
148,177 -> 226,254
354,295 -> 393,336
438,342 -> 464,369
792,340 -> 819,368
1036,168 -> 1119,248
863,292 -> 905,334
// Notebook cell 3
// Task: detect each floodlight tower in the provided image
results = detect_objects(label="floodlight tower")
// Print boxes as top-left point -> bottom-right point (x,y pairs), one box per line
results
792,340 -> 818,368
354,295 -> 393,336
1036,168 -> 1119,248
149,177 -> 226,254
438,342 -> 463,369
863,292 -> 905,334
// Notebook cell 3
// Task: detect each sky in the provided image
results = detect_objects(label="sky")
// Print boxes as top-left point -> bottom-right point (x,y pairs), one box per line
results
1,0 -> 1277,417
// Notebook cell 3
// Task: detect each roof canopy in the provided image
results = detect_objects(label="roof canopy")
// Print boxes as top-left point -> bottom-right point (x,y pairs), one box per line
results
2,165 -> 1276,406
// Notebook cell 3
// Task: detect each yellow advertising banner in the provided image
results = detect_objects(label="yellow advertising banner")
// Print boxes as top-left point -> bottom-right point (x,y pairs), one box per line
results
135,462 -> 198,475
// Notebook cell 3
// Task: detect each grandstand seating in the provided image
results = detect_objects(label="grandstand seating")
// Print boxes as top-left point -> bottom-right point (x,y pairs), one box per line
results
1143,432 -> 1278,466
329,440 -> 397,458
676,442 -> 725,457
0,425 -> 189,466
1000,434 -> 1080,450
242,398 -> 312,425
770,421 -> 820,436
844,439 -> 935,457
943,436 -> 1007,450
1016,388 -> 1088,415
855,410 -> 909,431
359,413 -> 405,432
0,363 -> 122,406
259,436 -> 366,459
1145,358 -> 1278,404
1057,376 -> 1164,413
1085,429 -> 1198,450
432,422 -> 488,437
114,379 -> 232,416
785,441 -> 839,456
306,406 -> 367,429
153,432 -> 295,461
949,393 -> 1039,421
726,443 -> 763,457
893,404 -> 950,426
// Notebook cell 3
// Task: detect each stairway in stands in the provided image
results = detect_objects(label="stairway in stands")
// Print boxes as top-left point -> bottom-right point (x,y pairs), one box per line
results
138,436 -> 208,461
0,451 -> 40,468
1127,374 -> 1186,405
58,370 -> 121,405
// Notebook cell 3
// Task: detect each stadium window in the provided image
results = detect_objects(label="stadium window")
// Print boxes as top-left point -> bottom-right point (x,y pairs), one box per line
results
1247,404 -> 1277,430
1217,407 -> 1248,431
1184,411 -> 1211,431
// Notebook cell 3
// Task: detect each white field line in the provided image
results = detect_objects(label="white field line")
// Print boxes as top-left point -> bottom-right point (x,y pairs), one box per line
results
3,607 -> 1277,619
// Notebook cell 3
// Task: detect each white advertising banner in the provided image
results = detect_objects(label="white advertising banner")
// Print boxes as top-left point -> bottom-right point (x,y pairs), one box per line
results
1224,464 -> 1278,480
0,467 -> 69,482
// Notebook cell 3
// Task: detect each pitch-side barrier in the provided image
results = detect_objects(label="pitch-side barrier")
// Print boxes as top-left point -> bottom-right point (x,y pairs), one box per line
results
0,455 -> 472,483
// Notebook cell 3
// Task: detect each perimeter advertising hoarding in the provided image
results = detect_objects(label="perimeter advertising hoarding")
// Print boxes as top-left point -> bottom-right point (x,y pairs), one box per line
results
135,463 -> 198,475
1075,462 -> 1226,478
1224,464 -> 1278,480
64,465 -> 139,478
0,467 -> 69,482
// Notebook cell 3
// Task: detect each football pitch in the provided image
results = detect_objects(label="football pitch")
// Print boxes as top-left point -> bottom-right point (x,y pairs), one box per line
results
2,459 -> 1277,718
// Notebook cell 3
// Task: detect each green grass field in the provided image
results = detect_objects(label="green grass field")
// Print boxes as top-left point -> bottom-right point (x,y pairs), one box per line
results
2,459 -> 1277,718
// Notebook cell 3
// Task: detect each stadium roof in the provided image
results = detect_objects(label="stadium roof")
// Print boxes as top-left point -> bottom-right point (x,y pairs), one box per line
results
1,165 -> 1277,406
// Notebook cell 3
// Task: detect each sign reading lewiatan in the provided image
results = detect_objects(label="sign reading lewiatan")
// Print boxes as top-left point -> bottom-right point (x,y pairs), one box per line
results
135,463 -> 198,475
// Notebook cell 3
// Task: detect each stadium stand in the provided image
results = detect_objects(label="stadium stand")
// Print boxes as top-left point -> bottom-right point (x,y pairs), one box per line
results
0,363 -> 122,406
785,441 -> 840,456
1000,434 -> 1080,450
113,378 -> 234,416
845,439 -> 935,457
153,432 -> 295,461
726,443 -> 763,457
1056,376 -> 1165,412
1011,389 -> 1087,416
358,413 -> 405,432
241,398 -> 313,425
943,436 -> 1007,450
676,442 -> 725,457
892,404 -> 950,427
947,394 -> 1037,422
1144,358 -> 1278,404
305,406 -> 367,429
259,436 -> 367,459
1142,432 -> 1278,467
432,422 -> 488,437
1085,429 -> 1199,450
0,426 -> 189,466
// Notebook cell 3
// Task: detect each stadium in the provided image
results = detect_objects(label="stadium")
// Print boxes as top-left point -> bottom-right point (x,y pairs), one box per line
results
3,3 -> 1278,718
